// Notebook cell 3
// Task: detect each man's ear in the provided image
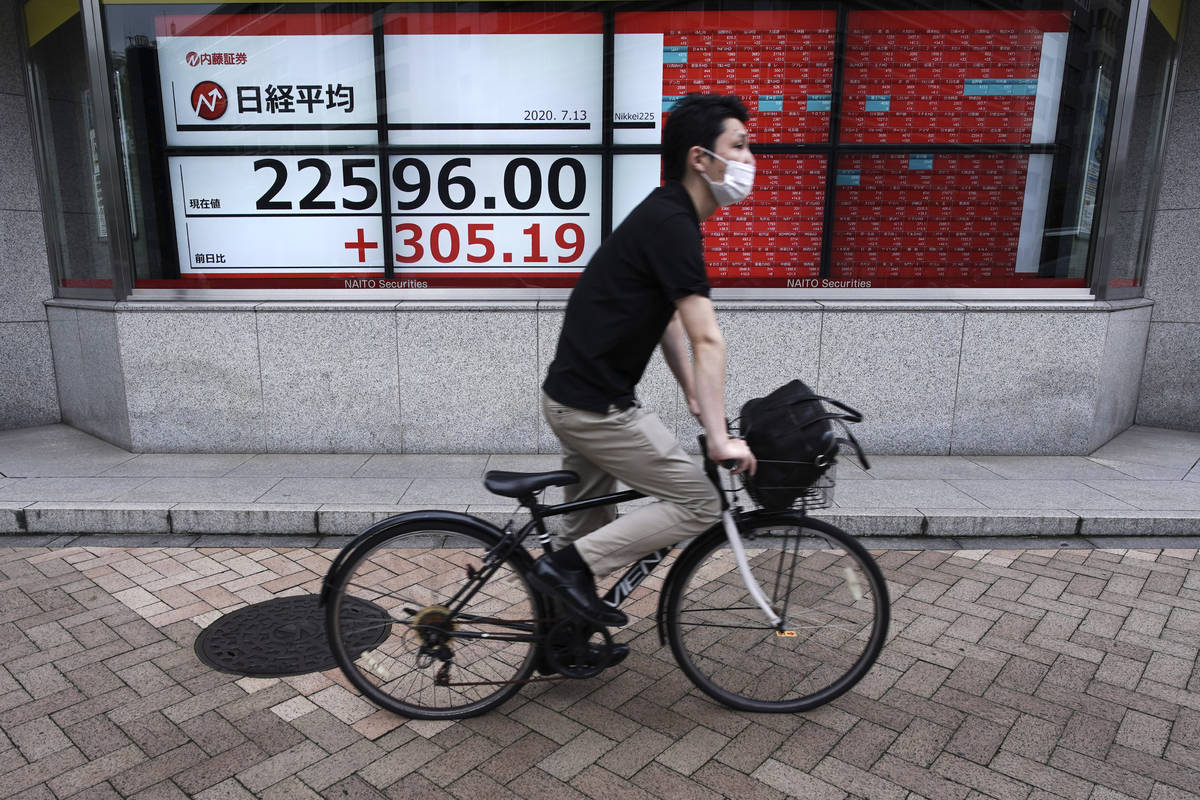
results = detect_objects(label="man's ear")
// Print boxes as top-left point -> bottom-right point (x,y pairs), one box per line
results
687,145 -> 708,174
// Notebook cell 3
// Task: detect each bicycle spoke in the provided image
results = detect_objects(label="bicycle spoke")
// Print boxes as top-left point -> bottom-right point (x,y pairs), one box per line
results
327,522 -> 540,719
667,516 -> 888,712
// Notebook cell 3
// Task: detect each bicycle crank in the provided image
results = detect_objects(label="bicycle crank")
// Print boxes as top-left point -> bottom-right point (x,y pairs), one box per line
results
544,618 -> 614,679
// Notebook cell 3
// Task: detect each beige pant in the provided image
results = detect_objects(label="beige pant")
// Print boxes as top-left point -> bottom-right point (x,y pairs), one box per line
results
542,392 -> 722,577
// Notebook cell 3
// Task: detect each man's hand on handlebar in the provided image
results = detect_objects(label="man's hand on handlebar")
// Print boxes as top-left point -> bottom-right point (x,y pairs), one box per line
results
707,437 -> 756,476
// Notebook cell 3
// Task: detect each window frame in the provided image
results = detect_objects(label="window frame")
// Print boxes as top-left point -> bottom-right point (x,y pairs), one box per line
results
20,0 -> 134,299
1089,0 -> 1188,300
31,0 -> 1170,301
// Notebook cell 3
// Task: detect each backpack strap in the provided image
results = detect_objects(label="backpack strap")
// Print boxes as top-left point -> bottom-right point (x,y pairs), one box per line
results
834,422 -> 871,471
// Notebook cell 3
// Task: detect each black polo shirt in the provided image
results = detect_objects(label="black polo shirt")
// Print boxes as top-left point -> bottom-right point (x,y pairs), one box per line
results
543,180 -> 710,413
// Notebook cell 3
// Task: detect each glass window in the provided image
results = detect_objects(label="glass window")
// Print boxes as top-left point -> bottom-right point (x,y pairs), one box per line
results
98,0 -> 1139,296
24,0 -> 117,294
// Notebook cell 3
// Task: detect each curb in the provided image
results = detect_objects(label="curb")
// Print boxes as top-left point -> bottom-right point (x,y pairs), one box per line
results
3,503 -> 1200,539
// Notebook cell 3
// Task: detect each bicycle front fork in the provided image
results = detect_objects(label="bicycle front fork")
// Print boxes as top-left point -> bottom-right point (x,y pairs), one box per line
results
721,509 -> 783,628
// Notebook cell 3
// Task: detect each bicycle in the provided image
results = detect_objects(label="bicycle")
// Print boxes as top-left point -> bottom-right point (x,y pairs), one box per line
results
321,437 -> 889,720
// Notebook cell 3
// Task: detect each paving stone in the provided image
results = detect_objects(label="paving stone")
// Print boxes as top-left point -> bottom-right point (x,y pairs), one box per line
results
1001,714 -> 1061,761
1148,783 -> 1200,800
235,741 -> 327,794
290,709 -> 361,754
569,765 -> 658,800
322,774 -> 388,799
831,719 -> 899,770
538,730 -> 617,782
478,731 -> 557,784
47,744 -> 145,798
989,752 -> 1092,800
173,742 -> 268,796
357,737 -> 443,789
0,745 -> 87,797
1144,652 -> 1194,688
717,721 -> 792,773
895,661 -> 952,698
417,734 -> 500,786
1172,709 -> 1200,751
814,755 -> 909,800
596,727 -> 673,779
1,541 -> 1198,799
752,757 -> 847,800
1048,748 -> 1157,798
9,716 -> 73,761
63,715 -> 133,760
947,715 -> 1008,765
458,711 -> 529,747
1116,710 -> 1173,756
13,663 -> 72,699
944,656 -> 1004,696
1044,655 -> 1099,691
127,780 -> 192,800
297,739 -> 386,792
384,771 -> 459,799
506,689 -> 589,738
505,767 -> 590,800
308,684 -> 375,725
768,724 -> 844,772
180,710 -> 247,756
192,777 -> 259,800
256,776 -> 322,800
693,761 -> 788,800
630,762 -> 722,800
931,752 -> 1032,800
890,718 -> 954,767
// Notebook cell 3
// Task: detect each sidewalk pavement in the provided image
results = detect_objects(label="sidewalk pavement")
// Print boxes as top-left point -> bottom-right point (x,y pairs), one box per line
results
2,532 -> 1199,798
2,423 -> 1200,545
2,425 -> 1200,798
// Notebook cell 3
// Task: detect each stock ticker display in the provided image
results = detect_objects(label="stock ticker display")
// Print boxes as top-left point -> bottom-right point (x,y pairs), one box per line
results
152,7 -> 1075,290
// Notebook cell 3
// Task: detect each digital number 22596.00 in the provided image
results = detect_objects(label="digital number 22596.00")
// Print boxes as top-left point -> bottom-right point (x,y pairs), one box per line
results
394,222 -> 584,264
252,156 -> 586,213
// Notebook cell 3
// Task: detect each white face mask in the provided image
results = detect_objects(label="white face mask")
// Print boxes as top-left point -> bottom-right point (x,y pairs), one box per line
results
700,147 -> 755,206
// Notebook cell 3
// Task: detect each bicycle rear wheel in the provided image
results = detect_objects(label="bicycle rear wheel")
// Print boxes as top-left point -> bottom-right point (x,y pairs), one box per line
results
325,518 -> 541,719
663,513 -> 889,713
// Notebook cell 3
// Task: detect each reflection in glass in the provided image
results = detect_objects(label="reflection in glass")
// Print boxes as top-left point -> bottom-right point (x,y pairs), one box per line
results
97,0 -> 1143,293
26,4 -> 116,291
1105,2 -> 1183,290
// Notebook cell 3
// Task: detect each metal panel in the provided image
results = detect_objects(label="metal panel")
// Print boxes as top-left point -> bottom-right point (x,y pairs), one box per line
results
1091,0 -> 1151,299
1109,0 -> 1191,300
80,0 -> 133,299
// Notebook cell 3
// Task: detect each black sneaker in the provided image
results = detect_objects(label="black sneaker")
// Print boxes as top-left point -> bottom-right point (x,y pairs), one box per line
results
528,555 -> 628,628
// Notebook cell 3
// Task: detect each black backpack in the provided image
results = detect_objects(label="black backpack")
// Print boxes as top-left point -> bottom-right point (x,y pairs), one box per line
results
738,379 -> 870,509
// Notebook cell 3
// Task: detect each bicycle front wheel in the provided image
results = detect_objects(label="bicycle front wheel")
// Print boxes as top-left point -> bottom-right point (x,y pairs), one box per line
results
325,518 -> 541,720
664,513 -> 889,713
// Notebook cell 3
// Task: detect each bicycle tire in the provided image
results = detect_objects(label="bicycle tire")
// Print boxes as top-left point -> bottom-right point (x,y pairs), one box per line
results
325,517 -> 541,719
663,512 -> 889,713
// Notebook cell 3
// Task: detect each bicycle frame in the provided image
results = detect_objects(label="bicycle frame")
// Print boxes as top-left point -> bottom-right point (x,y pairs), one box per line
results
321,461 -> 789,640
519,465 -> 783,628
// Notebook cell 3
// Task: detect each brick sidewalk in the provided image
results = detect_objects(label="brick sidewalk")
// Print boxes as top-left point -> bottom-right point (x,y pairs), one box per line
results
2,542 -> 1199,799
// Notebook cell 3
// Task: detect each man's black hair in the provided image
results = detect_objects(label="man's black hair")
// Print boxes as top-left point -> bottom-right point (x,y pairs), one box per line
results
661,94 -> 750,181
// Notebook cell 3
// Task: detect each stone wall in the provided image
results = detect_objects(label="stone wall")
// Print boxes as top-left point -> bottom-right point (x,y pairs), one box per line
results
48,299 -> 1148,455
0,0 -> 59,429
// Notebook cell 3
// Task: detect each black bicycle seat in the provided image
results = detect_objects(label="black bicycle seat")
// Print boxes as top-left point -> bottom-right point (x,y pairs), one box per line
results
483,470 -> 580,498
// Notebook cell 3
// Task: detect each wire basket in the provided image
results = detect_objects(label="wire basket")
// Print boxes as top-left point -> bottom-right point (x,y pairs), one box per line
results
740,461 -> 836,511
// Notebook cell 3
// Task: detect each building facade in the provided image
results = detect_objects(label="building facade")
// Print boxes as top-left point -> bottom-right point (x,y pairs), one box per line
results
1,0 -> 1195,455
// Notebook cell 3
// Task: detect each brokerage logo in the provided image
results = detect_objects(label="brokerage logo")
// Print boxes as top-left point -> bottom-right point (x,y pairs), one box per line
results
191,81 -> 228,120
186,51 -> 201,67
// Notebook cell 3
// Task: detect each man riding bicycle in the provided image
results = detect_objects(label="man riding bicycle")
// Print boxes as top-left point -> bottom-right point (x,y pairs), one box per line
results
531,93 -> 758,639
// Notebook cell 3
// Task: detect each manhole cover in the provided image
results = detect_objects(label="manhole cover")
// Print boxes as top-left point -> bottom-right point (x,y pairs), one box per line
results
195,595 -> 392,678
